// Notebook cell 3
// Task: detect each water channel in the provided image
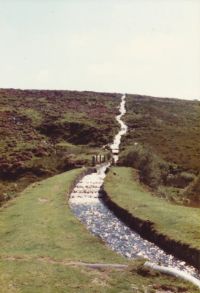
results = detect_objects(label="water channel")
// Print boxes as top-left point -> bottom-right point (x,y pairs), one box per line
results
69,94 -> 199,279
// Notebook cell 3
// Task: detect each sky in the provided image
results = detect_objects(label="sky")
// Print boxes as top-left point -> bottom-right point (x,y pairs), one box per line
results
0,0 -> 200,100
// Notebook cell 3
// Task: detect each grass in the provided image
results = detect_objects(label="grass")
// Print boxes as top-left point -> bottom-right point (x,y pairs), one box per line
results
1,259 -> 196,293
59,111 -> 97,127
0,168 -> 123,262
19,108 -> 43,127
56,141 -> 109,165
0,168 -> 198,292
104,167 -> 200,250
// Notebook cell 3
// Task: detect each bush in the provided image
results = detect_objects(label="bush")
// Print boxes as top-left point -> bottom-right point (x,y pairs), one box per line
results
166,172 -> 196,188
119,144 -> 169,189
119,144 -> 197,197
184,174 -> 200,203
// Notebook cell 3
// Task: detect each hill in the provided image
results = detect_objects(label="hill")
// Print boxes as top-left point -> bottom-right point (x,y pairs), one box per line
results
120,94 -> 200,205
0,88 -> 120,204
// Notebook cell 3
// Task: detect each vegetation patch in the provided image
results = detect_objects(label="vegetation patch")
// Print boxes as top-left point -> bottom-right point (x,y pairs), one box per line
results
104,167 -> 200,251
120,94 -> 200,205
0,169 -> 197,292
119,144 -> 197,205
0,88 -> 119,205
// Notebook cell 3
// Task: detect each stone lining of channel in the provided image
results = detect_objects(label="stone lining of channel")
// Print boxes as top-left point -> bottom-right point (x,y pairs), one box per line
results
68,166 -> 200,271
67,167 -> 97,199
100,173 -> 200,271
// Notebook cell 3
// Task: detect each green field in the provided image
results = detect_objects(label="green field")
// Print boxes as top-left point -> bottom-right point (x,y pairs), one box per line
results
105,167 -> 200,249
0,169 -> 197,292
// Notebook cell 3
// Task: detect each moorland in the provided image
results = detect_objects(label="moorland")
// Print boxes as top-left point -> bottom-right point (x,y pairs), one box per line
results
120,94 -> 200,206
0,89 -> 200,292
0,88 -> 119,204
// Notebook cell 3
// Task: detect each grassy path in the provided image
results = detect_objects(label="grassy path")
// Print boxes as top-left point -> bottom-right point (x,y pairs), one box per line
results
104,167 -> 200,250
0,168 -> 198,292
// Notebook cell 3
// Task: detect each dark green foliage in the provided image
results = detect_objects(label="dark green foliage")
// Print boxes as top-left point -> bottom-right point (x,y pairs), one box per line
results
166,172 -> 196,188
119,143 -> 199,205
184,174 -> 200,203
119,144 -> 169,189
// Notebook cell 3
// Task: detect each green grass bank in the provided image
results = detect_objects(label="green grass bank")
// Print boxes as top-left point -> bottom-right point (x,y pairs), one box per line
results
104,167 -> 200,267
0,168 -> 198,292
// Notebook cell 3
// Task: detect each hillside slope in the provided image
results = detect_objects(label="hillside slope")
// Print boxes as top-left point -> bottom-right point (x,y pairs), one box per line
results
124,94 -> 200,172
120,94 -> 200,205
0,89 -> 119,204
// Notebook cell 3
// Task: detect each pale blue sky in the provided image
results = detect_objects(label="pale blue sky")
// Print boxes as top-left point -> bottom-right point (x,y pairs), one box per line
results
0,0 -> 199,99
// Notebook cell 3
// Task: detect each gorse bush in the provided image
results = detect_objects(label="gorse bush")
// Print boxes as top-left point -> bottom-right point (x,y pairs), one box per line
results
184,174 -> 200,203
166,172 -> 196,188
119,144 -> 169,189
119,144 -> 199,205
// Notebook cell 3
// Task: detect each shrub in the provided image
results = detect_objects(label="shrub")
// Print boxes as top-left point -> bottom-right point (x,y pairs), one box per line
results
184,174 -> 200,203
166,172 -> 196,188
119,144 -> 169,189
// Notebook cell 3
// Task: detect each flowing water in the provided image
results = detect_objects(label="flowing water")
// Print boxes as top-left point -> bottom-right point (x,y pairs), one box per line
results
109,94 -> 128,163
69,94 -> 199,279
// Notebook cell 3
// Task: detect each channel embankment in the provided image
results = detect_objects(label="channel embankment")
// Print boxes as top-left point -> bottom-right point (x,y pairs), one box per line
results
102,182 -> 200,270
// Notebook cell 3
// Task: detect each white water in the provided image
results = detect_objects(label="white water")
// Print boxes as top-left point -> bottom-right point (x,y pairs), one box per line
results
110,94 -> 128,163
69,94 -> 128,205
70,163 -> 109,204
69,94 -> 199,280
